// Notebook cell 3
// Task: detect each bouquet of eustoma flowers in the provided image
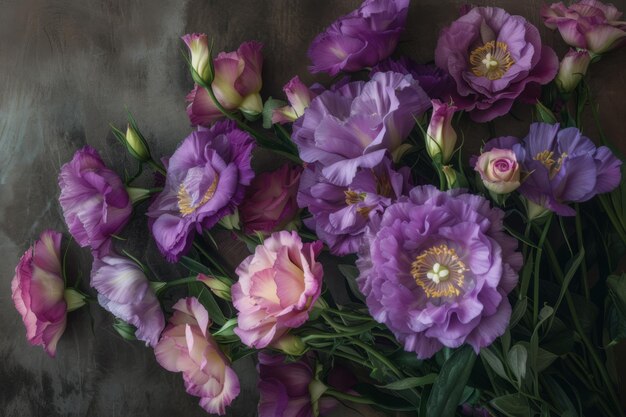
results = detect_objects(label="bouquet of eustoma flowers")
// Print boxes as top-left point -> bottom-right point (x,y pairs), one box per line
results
12,0 -> 626,416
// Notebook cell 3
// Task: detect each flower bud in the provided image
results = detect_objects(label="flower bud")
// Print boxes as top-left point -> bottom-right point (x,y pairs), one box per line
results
218,208 -> 240,231
124,124 -> 151,162
442,165 -> 458,189
64,288 -> 87,312
113,319 -> 137,341
272,76 -> 316,124
270,334 -> 307,356
197,273 -> 232,301
556,49 -> 591,93
182,33 -> 213,86
426,100 -> 457,164
474,148 -> 521,194
535,101 -> 557,124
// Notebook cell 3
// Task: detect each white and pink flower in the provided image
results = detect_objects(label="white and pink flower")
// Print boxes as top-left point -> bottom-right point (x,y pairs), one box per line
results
232,231 -> 323,348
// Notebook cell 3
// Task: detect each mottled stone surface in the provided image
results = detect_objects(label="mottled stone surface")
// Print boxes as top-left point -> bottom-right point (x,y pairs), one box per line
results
1,0 -> 625,416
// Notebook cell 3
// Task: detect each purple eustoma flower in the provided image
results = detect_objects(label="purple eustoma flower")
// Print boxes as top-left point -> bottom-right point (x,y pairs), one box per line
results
293,71 -> 430,186
435,7 -> 559,122
146,121 -> 255,262
91,254 -> 165,347
308,0 -> 410,76
58,146 -> 132,250
357,185 -> 523,358
488,123 -> 622,216
298,157 -> 412,256
372,57 -> 456,101
258,352 -> 337,417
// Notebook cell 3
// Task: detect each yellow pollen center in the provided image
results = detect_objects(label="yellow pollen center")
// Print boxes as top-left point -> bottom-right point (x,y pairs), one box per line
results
177,175 -> 219,216
534,150 -> 567,179
344,190 -> 372,218
470,41 -> 515,80
411,244 -> 468,298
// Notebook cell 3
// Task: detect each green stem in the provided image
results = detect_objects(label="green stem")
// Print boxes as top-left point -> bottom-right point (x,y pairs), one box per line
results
157,276 -> 198,294
351,339 -> 403,379
533,215 -> 553,325
575,204 -> 590,301
325,307 -> 372,322
543,240 -> 625,417
192,241 -> 230,278
325,389 -> 416,411
147,158 -> 166,175
321,312 -> 377,333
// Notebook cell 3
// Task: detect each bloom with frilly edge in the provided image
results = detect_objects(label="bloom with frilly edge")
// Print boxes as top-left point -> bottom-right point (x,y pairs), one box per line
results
12,230 -> 68,357
155,297 -> 240,415
91,254 -> 165,347
293,71 -> 430,186
58,146 -> 132,250
435,7 -> 558,122
357,186 -> 523,358
232,231 -> 323,349
308,0 -> 410,75
147,121 -> 255,262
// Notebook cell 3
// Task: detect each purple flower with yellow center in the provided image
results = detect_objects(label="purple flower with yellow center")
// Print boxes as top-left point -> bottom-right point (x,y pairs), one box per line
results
146,121 -> 255,262
298,157 -> 412,256
372,57 -> 455,101
493,123 -> 622,216
308,0 -> 410,76
357,185 -> 523,358
435,7 -> 559,122
292,71 -> 430,186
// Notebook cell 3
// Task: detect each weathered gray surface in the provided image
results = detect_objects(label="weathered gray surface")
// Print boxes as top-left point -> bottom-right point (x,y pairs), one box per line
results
0,0 -> 625,416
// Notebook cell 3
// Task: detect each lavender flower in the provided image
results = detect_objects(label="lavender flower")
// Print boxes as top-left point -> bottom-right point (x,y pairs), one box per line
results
298,157 -> 412,256
372,57 -> 455,100
91,254 -> 165,347
58,146 -> 132,250
357,185 -> 523,358
293,71 -> 430,186
308,0 -> 410,76
496,123 -> 622,216
147,121 -> 255,262
435,7 -> 558,122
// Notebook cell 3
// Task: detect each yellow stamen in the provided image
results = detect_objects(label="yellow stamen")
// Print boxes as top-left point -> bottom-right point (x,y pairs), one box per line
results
534,150 -> 567,179
470,41 -> 515,80
178,175 -> 219,216
411,244 -> 467,298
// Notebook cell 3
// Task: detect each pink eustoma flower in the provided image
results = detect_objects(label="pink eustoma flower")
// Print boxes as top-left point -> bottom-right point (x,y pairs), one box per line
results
58,146 -> 132,251
11,230 -> 67,357
232,231 -> 324,348
272,76 -> 317,124
542,0 -> 626,54
154,297 -> 240,415
186,41 -> 264,126
239,164 -> 303,234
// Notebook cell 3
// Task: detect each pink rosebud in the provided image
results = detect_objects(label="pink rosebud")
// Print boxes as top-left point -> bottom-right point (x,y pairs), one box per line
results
154,297 -> 240,415
271,76 -> 317,124
11,230 -> 84,357
187,41 -> 264,126
239,164 -> 302,234
542,0 -> 626,54
556,49 -> 592,93
232,231 -> 323,348
426,99 -> 458,164
182,33 -> 212,85
475,148 -> 521,194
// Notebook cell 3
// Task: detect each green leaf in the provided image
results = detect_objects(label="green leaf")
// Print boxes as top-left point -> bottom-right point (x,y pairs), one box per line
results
481,347 -> 509,381
529,306 -> 553,380
376,373 -> 437,390
179,256 -> 211,275
607,274 -> 626,318
188,282 -> 227,326
507,344 -> 528,385
510,297 -> 528,328
490,393 -> 531,417
426,345 -> 477,417
606,300 -> 626,348
338,264 -> 365,302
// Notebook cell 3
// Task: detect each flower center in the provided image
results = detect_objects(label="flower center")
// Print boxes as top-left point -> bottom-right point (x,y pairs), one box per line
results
344,190 -> 372,218
411,244 -> 467,298
534,150 -> 567,179
178,175 -> 219,216
469,41 -> 515,80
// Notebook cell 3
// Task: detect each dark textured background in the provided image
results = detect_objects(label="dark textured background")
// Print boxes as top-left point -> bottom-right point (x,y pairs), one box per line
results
1,1 -> 625,416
